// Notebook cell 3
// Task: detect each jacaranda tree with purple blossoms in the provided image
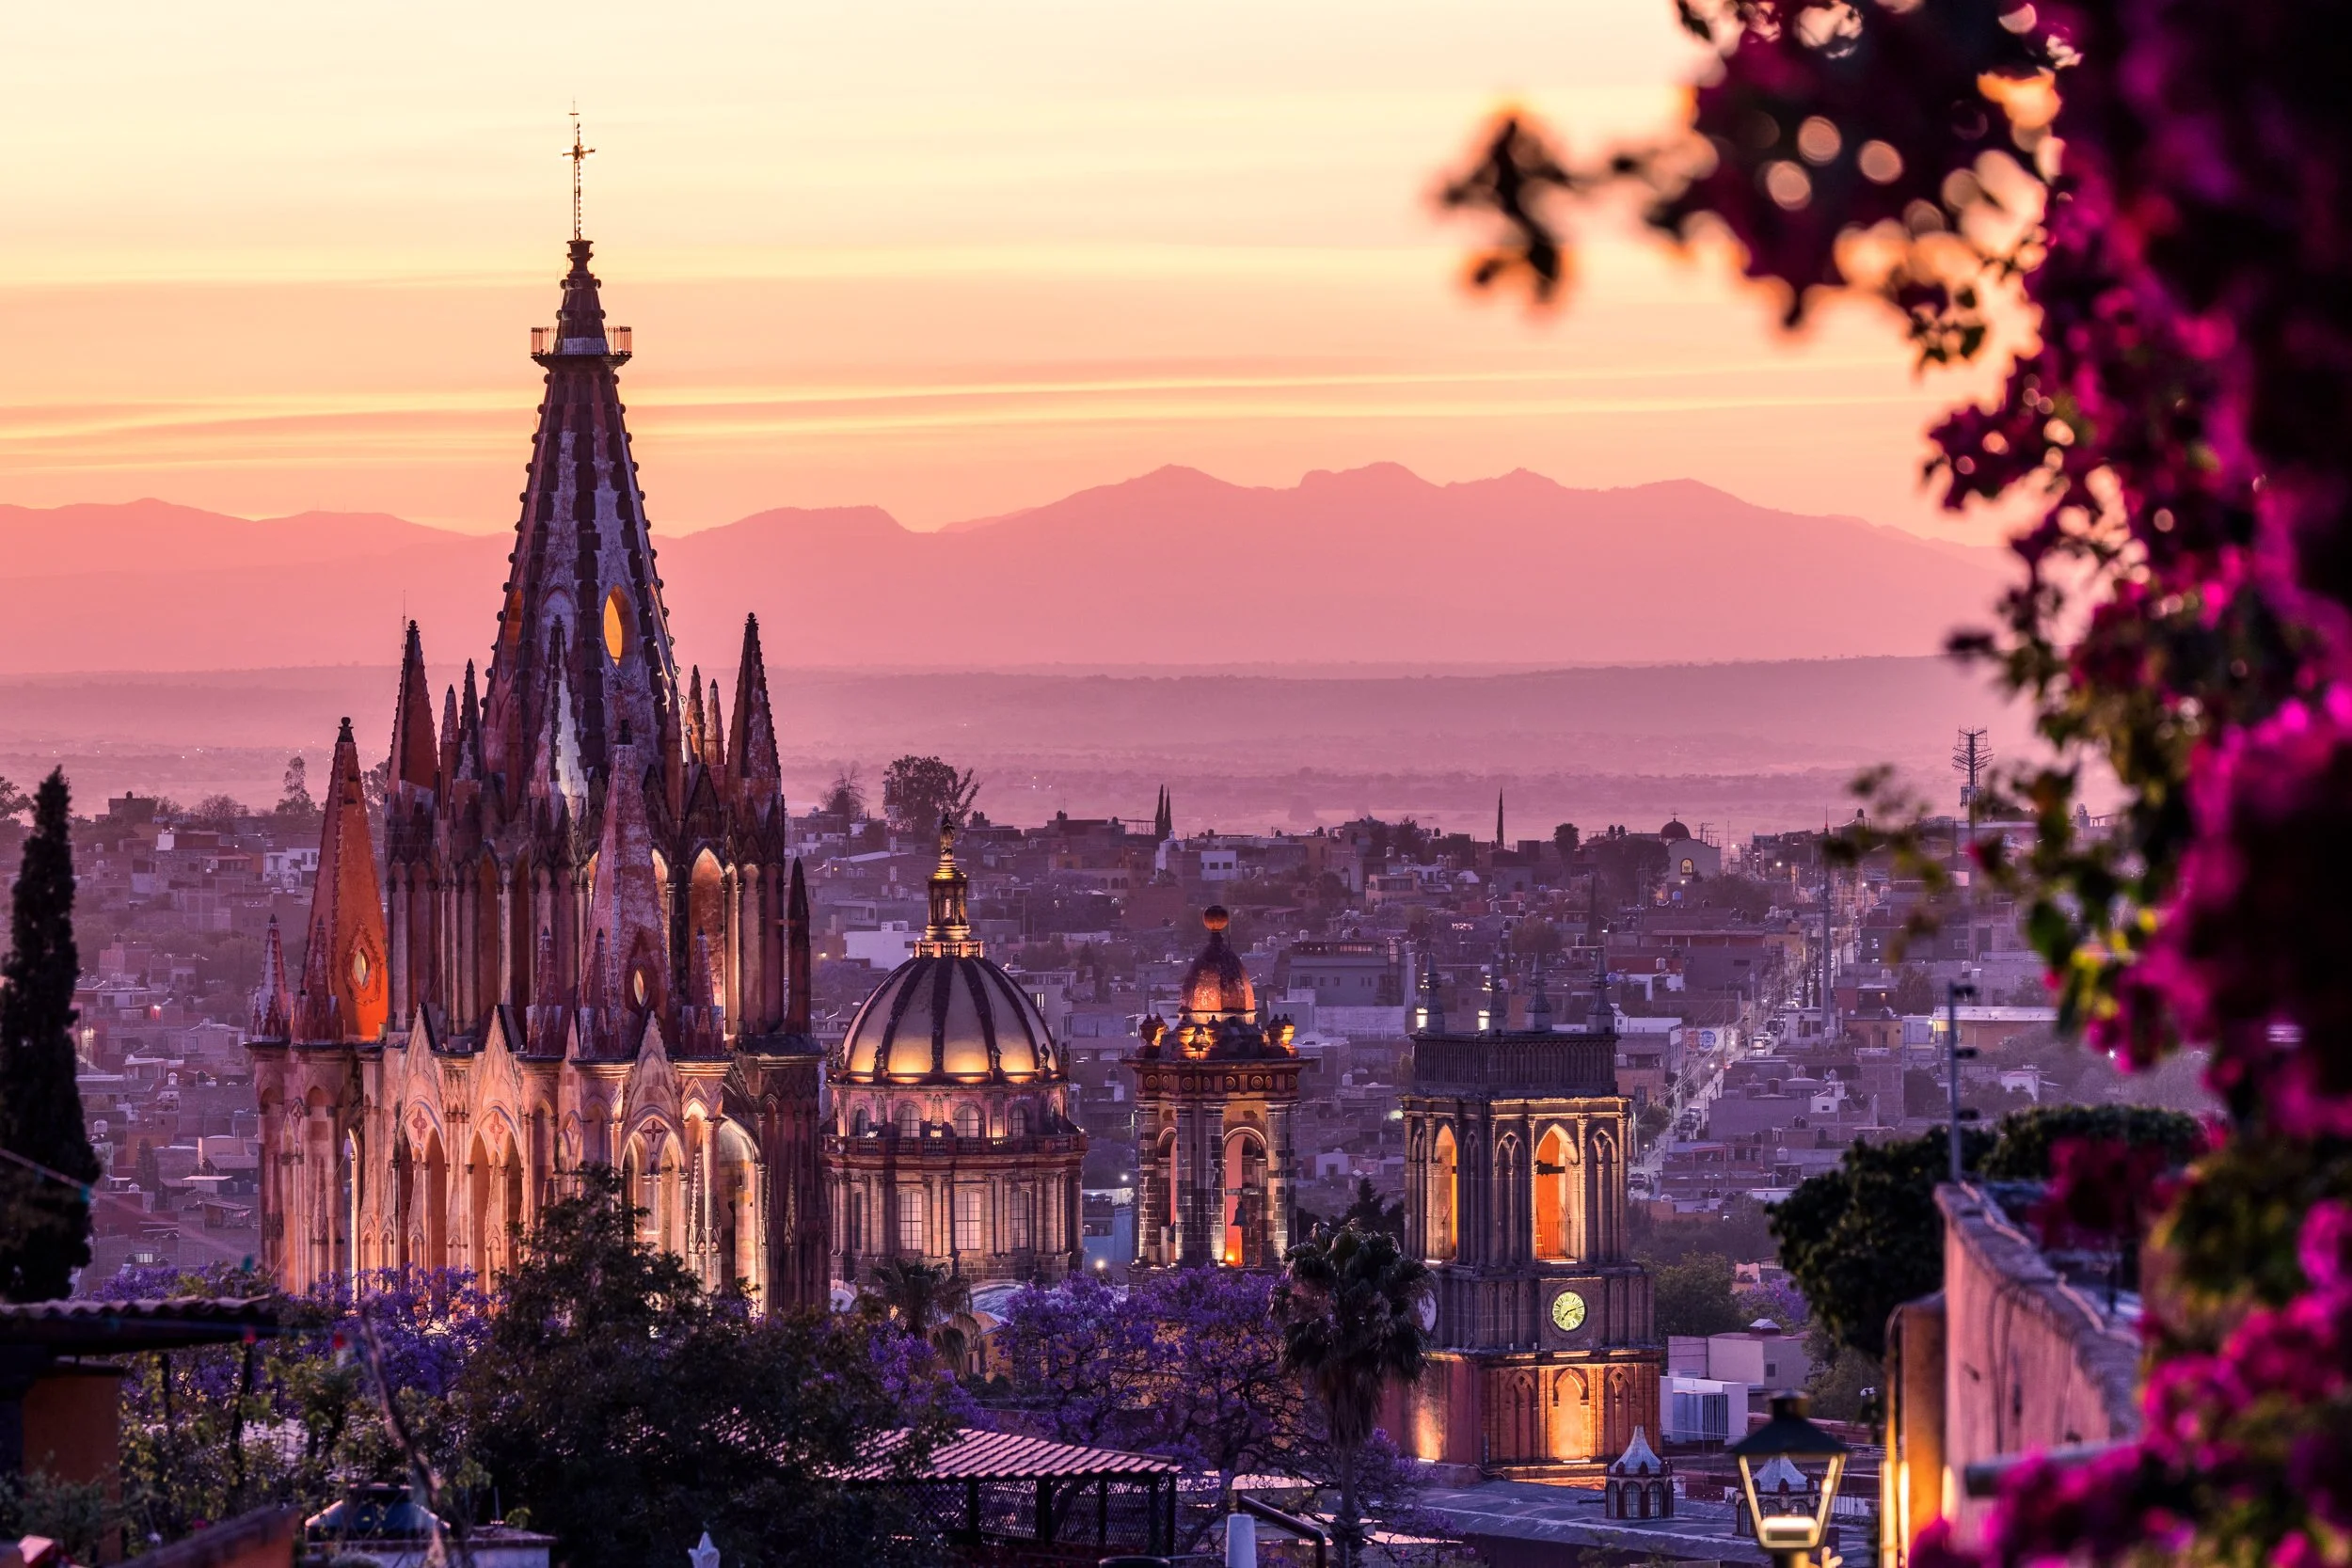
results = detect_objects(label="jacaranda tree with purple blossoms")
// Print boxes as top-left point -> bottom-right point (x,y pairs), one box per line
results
1442,0 -> 2352,1561
991,1263 -> 1430,1560
86,1260 -> 489,1556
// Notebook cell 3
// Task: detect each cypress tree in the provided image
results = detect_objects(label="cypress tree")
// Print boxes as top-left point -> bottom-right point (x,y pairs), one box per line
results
0,769 -> 100,1299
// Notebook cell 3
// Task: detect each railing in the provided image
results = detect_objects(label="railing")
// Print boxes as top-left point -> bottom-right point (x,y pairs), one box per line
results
530,325 -> 632,356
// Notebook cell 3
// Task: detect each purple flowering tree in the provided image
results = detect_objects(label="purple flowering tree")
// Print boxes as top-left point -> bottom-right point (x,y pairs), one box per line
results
1441,0 -> 2352,1560
993,1269 -> 1314,1487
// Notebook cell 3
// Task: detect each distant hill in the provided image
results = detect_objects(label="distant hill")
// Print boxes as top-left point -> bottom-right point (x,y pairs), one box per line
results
0,466 -> 2010,673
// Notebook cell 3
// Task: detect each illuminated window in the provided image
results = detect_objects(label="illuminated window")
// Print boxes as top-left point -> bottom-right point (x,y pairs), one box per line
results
602,587 -> 631,662
955,1186 -> 983,1252
955,1105 -> 981,1139
349,947 -> 371,990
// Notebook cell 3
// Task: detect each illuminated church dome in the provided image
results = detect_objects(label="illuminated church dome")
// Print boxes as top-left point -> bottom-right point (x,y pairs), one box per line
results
838,820 -> 1059,1085
825,816 -> 1088,1299
1180,907 -> 1256,1021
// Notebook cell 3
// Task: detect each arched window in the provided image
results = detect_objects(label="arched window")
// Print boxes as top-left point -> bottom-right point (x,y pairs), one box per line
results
851,1105 -> 869,1136
955,1104 -> 982,1139
1534,1127 -> 1573,1260
1009,1103 -> 1030,1137
1429,1125 -> 1459,1261
896,1102 -> 920,1137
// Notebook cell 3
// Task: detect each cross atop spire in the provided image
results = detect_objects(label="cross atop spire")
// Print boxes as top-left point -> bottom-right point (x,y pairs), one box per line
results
566,110 -> 595,242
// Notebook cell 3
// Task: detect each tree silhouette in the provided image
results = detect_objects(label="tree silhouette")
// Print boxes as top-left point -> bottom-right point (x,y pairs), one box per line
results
1276,1226 -> 1430,1568
0,769 -> 101,1300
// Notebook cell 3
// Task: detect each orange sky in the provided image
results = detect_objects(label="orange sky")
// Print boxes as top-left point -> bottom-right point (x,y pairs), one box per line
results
0,0 -> 2011,540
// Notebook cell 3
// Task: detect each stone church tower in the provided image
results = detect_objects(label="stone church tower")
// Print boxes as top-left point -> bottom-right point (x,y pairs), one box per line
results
1128,909 -> 1300,1271
247,230 -> 828,1309
1391,962 -> 1661,1480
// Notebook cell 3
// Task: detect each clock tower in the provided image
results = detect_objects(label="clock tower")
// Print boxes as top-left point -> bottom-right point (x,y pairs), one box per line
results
1391,959 -> 1661,1481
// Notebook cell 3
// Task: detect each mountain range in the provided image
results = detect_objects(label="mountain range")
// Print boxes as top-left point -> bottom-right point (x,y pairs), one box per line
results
0,464 -> 2011,673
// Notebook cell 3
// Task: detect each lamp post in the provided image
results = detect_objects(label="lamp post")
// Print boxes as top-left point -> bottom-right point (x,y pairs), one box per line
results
1729,1392 -> 1851,1568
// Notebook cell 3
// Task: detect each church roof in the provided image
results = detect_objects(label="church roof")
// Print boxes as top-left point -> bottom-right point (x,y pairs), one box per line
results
838,820 -> 1059,1084
1180,907 -> 1255,1021
1612,1425 -> 1669,1476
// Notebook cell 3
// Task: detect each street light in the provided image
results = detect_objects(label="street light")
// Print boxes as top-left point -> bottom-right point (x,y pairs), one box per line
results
1729,1393 -> 1850,1568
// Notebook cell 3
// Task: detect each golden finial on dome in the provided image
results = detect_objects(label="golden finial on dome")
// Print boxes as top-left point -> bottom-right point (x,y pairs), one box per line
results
919,811 -> 977,955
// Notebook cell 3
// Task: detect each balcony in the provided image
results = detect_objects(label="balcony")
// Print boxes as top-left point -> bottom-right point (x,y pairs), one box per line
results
530,325 -> 633,360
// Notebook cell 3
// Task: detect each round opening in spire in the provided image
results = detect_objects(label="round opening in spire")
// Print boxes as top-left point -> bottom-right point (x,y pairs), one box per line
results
1202,905 -> 1231,933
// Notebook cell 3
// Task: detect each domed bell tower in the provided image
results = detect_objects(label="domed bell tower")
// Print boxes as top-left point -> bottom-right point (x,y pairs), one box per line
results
1128,908 -> 1301,1270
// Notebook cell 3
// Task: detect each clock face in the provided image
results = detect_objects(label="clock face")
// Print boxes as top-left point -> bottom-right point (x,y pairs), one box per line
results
1550,1289 -> 1589,1334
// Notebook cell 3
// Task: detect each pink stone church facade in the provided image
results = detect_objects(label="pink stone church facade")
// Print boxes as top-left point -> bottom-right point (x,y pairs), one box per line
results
246,233 -> 827,1309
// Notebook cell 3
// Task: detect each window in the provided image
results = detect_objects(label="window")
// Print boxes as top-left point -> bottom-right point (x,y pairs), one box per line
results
896,1103 -> 920,1136
1009,1104 -> 1030,1137
851,1106 -> 869,1136
898,1189 -> 926,1253
955,1186 -> 983,1252
956,1104 -> 982,1139
1008,1189 -> 1033,1250
602,587 -> 632,661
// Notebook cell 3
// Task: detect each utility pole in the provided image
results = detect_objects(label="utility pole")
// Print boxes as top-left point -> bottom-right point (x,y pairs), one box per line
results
1946,979 -> 1980,1183
1819,837 -> 1836,1043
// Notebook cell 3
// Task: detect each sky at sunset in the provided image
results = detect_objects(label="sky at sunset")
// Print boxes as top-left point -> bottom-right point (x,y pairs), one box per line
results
0,0 -> 2013,541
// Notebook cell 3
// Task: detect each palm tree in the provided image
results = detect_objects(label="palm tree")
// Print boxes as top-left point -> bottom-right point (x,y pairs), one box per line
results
1275,1225 -> 1432,1568
865,1257 -> 974,1370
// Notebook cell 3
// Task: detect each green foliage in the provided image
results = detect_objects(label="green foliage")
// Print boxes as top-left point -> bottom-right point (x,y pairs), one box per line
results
820,766 -> 865,821
1278,1226 -> 1432,1568
880,755 -> 978,833
463,1168 -> 941,1568
2158,1133 -> 2352,1315
275,755 -> 314,820
1771,1130 -> 1994,1360
1340,1178 -> 1406,1240
861,1256 -> 973,1366
1891,968 -> 1936,1016
1775,1108 -> 2206,1360
1804,1338 -> 1883,1425
1979,1104 -> 2206,1180
0,1469 -> 115,1563
1650,1253 -> 1746,1338
0,769 -> 100,1300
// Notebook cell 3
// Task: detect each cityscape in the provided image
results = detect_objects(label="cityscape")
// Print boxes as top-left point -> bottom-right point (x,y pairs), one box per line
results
0,8 -> 2335,1568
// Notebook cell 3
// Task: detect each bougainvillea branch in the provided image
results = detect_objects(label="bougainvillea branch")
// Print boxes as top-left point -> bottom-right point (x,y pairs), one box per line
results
1442,0 -> 2352,1561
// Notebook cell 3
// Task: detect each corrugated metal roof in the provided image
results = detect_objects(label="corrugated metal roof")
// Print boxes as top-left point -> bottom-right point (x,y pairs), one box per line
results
843,1427 -> 1186,1482
0,1296 -> 281,1350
